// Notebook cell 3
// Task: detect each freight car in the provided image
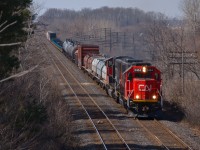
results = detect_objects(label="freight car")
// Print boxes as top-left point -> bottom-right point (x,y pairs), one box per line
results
46,31 -> 163,117
62,39 -> 77,60
46,31 -> 56,41
46,31 -> 63,50
52,38 -> 63,49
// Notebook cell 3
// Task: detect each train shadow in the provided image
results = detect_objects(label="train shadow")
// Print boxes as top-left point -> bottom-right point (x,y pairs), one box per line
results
78,143 -> 171,150
63,91 -> 185,122
62,93 -> 108,98
157,101 -> 185,122
129,101 -> 185,122
70,105 -> 127,121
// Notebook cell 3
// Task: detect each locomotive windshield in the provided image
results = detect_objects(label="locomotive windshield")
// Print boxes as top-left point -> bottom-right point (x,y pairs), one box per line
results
135,72 -> 152,79
132,66 -> 160,80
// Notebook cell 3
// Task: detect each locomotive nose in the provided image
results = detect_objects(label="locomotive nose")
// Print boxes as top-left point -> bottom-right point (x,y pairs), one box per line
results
134,79 -> 157,100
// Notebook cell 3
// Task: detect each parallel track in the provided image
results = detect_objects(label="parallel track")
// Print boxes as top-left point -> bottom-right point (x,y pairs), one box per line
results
136,119 -> 192,150
43,40 -> 131,150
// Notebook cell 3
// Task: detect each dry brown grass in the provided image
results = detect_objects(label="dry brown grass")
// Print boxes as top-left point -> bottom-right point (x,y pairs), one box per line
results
0,30 -> 79,149
164,78 -> 200,125
0,71 -> 79,150
182,80 -> 200,125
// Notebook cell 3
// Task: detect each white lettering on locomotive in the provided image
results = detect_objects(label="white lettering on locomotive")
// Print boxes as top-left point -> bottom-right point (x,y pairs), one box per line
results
134,69 -> 141,72
138,84 -> 152,91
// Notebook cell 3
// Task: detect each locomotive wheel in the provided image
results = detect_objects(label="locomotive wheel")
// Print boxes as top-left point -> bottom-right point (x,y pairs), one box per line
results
119,96 -> 124,105
124,101 -> 127,109
105,88 -> 109,95
116,97 -> 119,103
100,83 -> 104,89
114,95 -> 119,103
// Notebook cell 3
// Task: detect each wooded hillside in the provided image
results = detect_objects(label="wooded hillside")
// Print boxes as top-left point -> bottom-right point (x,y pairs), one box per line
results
40,7 -> 172,58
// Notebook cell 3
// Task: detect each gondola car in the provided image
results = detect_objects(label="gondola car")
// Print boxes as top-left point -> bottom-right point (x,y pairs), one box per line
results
46,31 -> 63,50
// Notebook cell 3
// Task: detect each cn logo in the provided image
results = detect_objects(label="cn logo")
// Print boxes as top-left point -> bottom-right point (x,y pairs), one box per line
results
138,85 -> 152,91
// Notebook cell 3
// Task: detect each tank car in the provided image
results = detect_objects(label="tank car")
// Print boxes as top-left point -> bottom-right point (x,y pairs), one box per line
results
92,57 -> 105,75
62,39 -> 77,61
96,59 -> 106,79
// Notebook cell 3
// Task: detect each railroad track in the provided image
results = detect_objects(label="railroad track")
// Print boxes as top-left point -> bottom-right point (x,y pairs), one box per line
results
136,119 -> 192,150
43,40 -> 131,150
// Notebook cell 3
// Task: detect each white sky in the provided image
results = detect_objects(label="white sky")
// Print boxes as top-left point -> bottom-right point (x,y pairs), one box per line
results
34,0 -> 183,18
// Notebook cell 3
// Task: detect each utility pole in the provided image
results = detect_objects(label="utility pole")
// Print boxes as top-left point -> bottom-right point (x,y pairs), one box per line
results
104,28 -> 107,51
123,32 -> 126,49
132,33 -> 135,57
109,28 -> 112,52
169,51 -> 197,95
116,32 -> 119,43
181,48 -> 184,94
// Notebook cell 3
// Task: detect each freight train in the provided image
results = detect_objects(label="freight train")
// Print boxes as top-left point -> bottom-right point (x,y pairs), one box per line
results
46,31 -> 163,117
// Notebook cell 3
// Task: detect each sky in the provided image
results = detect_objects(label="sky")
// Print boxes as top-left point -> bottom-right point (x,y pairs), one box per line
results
34,0 -> 183,18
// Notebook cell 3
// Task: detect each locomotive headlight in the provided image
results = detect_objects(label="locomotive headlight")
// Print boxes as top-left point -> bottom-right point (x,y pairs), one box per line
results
142,66 -> 147,73
152,95 -> 157,99
136,95 -> 140,99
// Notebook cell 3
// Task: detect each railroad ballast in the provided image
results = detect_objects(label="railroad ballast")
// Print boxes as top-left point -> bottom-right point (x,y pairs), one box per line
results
46,31 -> 163,117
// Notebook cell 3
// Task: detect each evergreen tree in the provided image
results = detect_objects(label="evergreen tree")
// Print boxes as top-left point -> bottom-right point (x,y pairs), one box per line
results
0,0 -> 32,79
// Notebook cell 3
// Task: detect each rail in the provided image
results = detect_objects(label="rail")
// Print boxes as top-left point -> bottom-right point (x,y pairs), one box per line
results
44,41 -> 131,150
136,119 -> 192,150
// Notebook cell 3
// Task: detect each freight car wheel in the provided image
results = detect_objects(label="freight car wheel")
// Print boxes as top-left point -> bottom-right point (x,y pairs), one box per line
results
116,97 -> 119,103
100,82 -> 103,88
112,92 -> 119,103
113,94 -> 119,103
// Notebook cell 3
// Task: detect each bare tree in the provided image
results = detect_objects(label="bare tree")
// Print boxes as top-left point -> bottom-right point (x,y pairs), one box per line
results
181,0 -> 200,32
